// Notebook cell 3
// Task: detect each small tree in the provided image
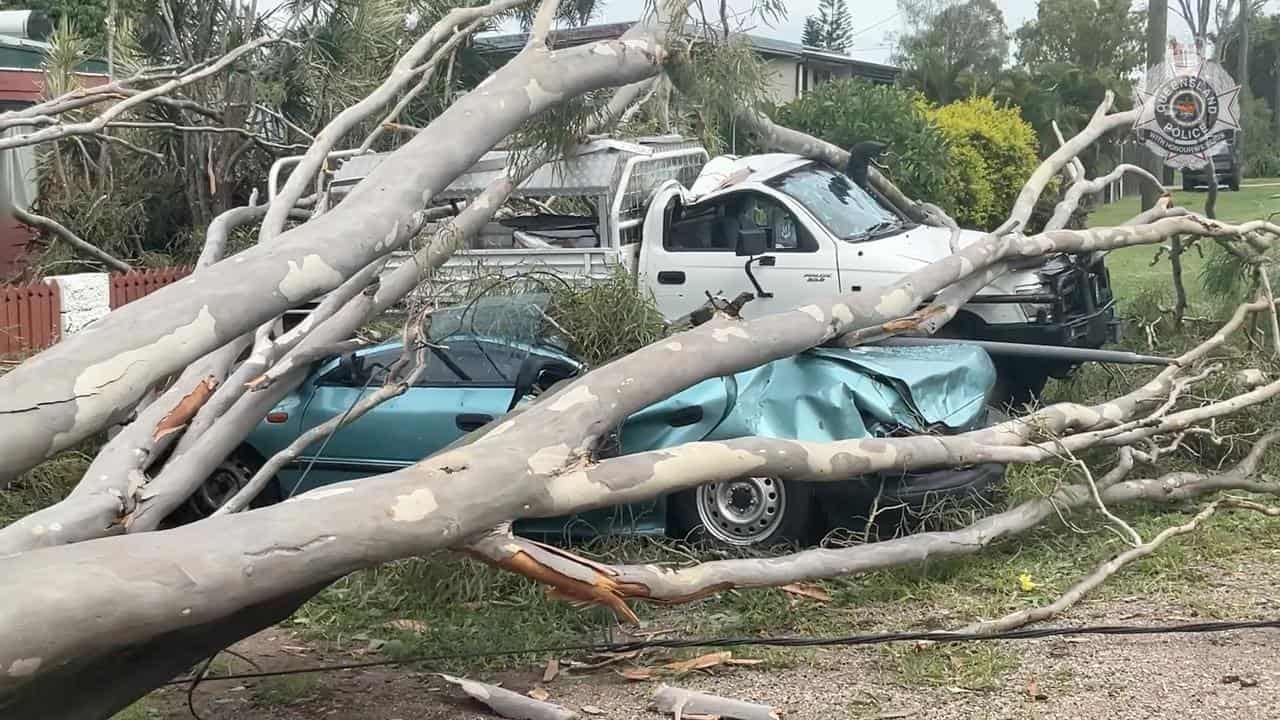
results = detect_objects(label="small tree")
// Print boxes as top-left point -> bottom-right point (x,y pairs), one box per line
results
801,0 -> 853,53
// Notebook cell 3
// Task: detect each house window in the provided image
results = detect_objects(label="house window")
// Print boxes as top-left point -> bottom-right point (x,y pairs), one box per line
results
812,69 -> 833,86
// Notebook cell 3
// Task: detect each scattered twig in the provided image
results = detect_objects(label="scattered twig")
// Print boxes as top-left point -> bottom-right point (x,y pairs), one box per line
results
652,685 -> 780,720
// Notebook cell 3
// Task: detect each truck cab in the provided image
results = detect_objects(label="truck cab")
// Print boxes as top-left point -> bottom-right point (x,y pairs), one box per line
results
637,154 -> 1119,397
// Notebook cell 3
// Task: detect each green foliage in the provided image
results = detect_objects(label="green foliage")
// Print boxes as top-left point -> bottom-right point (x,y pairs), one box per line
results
1220,11 -> 1280,109
1240,92 -> 1280,178
1015,0 -> 1145,73
929,96 -> 1040,230
773,78 -> 953,209
801,0 -> 853,52
1006,0 -> 1143,157
894,0 -> 1009,104
546,267 -> 667,368
661,36 -> 771,154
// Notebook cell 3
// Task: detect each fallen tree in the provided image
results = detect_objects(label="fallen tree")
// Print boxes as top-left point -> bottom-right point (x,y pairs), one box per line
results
1,3 -> 1279,718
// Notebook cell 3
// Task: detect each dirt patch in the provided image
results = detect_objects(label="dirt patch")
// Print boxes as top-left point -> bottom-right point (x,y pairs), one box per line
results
139,551 -> 1280,720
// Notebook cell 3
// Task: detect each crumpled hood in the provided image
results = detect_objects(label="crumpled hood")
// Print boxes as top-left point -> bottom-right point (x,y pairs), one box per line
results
619,344 -> 994,453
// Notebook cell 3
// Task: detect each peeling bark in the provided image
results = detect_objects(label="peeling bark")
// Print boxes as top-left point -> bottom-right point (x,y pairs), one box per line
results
441,674 -> 579,720
652,685 -> 781,720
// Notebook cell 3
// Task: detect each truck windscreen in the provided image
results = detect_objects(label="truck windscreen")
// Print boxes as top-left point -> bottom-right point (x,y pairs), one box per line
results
766,163 -> 902,242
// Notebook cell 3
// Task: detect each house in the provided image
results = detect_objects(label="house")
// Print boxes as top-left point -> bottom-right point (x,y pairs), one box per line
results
475,22 -> 899,104
0,10 -> 109,278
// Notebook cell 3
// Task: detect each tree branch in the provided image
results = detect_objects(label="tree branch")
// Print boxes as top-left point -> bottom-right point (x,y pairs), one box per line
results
13,206 -> 132,272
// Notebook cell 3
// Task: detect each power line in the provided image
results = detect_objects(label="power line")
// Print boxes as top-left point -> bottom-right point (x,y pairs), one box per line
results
850,10 -> 903,39
167,617 -> 1280,686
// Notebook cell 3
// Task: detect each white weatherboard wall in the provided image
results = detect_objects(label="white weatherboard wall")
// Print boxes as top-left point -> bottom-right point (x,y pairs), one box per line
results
50,272 -> 109,334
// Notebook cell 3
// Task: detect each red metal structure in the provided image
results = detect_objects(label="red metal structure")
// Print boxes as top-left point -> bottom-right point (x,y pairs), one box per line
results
108,267 -> 193,309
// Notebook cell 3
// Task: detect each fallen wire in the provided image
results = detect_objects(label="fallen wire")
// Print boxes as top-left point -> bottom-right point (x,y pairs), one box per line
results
167,617 -> 1280,686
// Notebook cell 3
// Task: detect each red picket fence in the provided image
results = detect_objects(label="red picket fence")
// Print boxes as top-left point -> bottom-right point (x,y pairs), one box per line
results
109,266 -> 192,309
0,279 -> 60,355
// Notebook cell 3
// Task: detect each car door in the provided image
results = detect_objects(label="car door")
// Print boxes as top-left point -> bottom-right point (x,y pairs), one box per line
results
639,183 -> 840,320
638,183 -> 746,320
288,340 -> 523,492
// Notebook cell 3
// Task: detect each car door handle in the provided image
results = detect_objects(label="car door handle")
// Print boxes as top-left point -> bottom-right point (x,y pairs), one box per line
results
665,406 -> 703,427
455,413 -> 494,431
657,271 -> 685,285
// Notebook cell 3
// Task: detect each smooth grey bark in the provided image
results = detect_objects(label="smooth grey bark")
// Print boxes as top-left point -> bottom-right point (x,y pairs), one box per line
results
1142,0 -> 1169,211
258,0 -> 528,241
442,674 -> 579,720
122,11 -> 678,533
652,685 -> 781,720
0,32 -> 669,482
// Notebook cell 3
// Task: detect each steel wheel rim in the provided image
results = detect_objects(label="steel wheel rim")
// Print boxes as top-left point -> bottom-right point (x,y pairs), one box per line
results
192,460 -> 251,516
695,476 -> 785,546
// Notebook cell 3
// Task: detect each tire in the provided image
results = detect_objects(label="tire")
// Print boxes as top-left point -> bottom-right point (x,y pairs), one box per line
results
173,450 -> 281,523
990,364 -> 1049,410
668,477 -> 815,547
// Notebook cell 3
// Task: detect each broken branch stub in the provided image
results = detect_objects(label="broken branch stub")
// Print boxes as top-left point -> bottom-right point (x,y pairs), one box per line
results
652,685 -> 781,720
441,674 -> 579,720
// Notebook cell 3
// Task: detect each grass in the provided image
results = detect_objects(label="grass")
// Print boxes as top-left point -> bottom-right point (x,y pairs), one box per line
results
1089,177 -> 1280,317
253,674 -> 322,707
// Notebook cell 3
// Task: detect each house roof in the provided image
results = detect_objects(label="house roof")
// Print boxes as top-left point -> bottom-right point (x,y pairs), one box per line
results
475,22 -> 900,83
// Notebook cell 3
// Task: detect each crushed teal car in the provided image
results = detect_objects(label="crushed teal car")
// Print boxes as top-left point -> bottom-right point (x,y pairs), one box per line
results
198,296 -> 1002,546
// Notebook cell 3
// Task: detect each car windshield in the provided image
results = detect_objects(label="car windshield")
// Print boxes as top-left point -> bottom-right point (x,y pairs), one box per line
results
428,293 -> 570,352
766,162 -> 904,242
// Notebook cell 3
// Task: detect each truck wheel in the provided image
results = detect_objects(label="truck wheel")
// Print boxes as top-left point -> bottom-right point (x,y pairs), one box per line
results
668,477 -> 815,547
991,367 -> 1049,409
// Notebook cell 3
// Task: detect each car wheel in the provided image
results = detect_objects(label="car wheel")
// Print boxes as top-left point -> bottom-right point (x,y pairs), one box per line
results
669,477 -> 814,547
184,452 -> 281,520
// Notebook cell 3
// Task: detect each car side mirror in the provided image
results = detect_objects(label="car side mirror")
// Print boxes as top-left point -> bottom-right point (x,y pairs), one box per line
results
335,351 -> 367,385
734,227 -> 769,257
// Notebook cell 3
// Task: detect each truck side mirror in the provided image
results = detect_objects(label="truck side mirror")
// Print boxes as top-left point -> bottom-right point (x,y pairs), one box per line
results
734,227 -> 769,257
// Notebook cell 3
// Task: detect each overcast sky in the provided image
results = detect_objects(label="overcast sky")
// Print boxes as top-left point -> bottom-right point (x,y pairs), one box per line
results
533,0 -> 1280,65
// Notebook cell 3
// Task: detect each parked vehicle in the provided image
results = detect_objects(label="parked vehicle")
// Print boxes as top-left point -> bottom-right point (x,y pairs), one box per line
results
272,136 -> 1120,402
1182,142 -> 1241,191
204,295 -> 1004,546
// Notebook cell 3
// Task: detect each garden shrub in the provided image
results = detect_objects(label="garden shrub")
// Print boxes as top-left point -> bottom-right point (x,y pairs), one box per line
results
772,78 -> 954,209
773,82 -> 1042,232
929,96 -> 1040,230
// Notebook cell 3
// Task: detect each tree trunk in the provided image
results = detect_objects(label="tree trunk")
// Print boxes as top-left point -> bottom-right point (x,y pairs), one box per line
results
1142,0 -> 1168,212
0,35 -> 668,482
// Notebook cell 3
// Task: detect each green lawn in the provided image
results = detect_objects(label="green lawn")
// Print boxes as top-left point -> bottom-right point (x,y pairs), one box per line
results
1091,178 -> 1280,314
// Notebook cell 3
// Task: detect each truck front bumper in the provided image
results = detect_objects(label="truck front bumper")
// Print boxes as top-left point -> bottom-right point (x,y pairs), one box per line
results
973,297 -> 1122,349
